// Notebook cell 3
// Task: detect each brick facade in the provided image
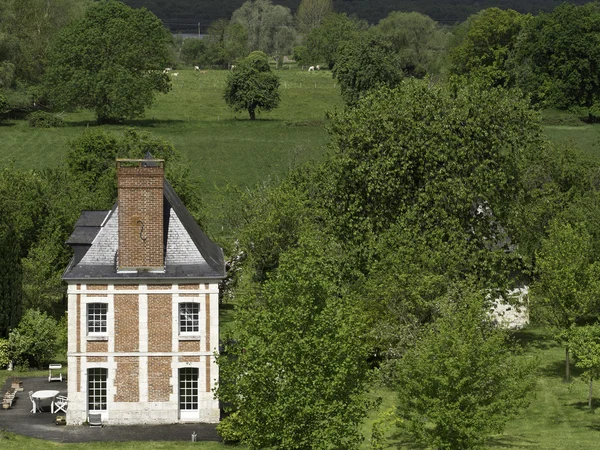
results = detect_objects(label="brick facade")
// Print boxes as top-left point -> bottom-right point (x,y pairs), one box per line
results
114,294 -> 139,353
117,161 -> 164,270
148,357 -> 172,402
115,357 -> 140,402
148,294 -> 172,352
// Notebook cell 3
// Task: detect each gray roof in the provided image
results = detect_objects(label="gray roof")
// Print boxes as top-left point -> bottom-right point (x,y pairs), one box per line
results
63,180 -> 225,282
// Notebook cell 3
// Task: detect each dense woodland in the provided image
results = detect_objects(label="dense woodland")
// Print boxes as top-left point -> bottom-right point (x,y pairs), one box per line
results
122,0 -> 590,32
4,0 -> 600,448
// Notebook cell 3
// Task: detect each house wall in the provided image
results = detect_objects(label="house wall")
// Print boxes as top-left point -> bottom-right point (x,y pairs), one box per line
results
66,282 -> 220,425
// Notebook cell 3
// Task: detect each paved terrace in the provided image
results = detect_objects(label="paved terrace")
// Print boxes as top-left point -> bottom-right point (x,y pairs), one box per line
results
0,376 -> 220,443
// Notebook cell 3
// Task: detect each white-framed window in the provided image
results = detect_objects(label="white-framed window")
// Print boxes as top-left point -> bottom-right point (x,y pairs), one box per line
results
88,367 -> 108,411
179,367 -> 199,411
87,303 -> 107,334
179,302 -> 199,334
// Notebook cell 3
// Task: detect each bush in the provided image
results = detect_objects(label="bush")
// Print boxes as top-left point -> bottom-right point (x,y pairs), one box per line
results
0,338 -> 9,368
8,309 -> 59,369
27,111 -> 65,128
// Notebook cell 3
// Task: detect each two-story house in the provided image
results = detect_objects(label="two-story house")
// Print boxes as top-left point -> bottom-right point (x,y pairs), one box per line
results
62,157 -> 225,424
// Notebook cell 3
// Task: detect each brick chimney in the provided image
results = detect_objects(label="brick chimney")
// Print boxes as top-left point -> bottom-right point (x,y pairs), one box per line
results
117,158 -> 165,271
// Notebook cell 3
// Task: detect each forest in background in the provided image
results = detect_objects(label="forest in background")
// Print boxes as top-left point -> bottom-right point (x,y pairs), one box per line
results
122,0 -> 590,32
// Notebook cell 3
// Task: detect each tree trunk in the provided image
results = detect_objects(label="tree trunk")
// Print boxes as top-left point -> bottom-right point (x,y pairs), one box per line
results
565,347 -> 570,382
589,378 -> 593,410
249,107 -> 256,120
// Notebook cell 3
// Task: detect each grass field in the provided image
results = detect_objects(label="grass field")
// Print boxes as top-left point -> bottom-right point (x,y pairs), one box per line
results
0,68 -> 342,237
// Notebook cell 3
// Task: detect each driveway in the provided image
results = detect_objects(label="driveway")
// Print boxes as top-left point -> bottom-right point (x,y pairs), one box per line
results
0,376 -> 219,443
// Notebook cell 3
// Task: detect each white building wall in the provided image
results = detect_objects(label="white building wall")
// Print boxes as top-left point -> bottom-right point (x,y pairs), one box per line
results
66,281 -> 221,425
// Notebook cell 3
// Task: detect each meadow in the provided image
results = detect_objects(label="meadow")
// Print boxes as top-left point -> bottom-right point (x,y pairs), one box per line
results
3,69 -> 600,448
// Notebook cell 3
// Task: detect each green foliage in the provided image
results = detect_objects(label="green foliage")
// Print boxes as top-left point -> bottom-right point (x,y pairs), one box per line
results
332,33 -> 404,106
513,3 -> 600,120
66,128 -> 204,222
0,338 -> 9,368
304,12 -> 365,68
570,324 -> 600,410
231,0 -> 294,56
322,79 -> 541,259
296,0 -> 333,35
372,11 -> 449,79
27,111 -> 65,128
8,309 -> 59,368
0,90 -> 8,115
45,0 -> 172,123
223,51 -> 281,120
179,38 -> 207,66
204,19 -> 248,67
216,229 -> 375,450
395,290 -> 537,449
449,8 -> 529,87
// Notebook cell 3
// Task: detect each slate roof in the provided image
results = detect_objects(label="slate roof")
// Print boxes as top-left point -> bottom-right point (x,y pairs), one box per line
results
63,180 -> 225,282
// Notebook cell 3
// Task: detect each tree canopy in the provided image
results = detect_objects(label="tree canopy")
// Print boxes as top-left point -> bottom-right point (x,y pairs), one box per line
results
45,0 -> 172,123
223,51 -> 281,119
513,2 -> 600,119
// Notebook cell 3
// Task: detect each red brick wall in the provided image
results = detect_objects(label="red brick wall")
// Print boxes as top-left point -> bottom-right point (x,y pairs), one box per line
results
179,340 -> 200,352
148,294 -> 171,352
115,294 -> 139,352
180,284 -> 200,290
115,357 -> 139,402
148,284 -> 171,290
148,357 -> 171,401
87,341 -> 108,353
117,161 -> 164,270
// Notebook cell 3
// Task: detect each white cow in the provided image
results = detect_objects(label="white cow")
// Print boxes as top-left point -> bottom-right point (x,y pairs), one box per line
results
171,72 -> 179,77
194,66 -> 200,71
308,66 -> 314,72
163,67 -> 172,73
316,65 -> 320,70
230,65 -> 236,71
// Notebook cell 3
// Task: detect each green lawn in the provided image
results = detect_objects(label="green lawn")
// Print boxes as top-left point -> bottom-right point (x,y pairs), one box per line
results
0,68 -> 342,237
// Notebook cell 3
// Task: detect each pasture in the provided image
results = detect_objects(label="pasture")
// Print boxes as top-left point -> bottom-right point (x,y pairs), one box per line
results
0,68 -> 343,237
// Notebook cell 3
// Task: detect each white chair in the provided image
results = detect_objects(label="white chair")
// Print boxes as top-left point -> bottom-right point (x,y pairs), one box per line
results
29,391 -> 41,413
54,395 -> 68,413
48,364 -> 63,382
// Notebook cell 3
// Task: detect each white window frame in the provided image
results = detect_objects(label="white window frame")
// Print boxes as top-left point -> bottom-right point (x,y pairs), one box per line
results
179,367 -> 199,420
87,367 -> 108,412
178,302 -> 200,336
87,302 -> 108,337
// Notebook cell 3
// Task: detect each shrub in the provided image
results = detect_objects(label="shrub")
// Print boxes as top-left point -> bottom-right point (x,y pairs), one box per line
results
8,309 -> 59,369
0,338 -> 9,368
27,111 -> 65,128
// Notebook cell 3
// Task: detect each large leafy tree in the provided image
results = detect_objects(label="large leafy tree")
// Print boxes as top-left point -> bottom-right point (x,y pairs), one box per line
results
532,220 -> 600,381
304,12 -> 365,69
231,0 -> 294,56
295,0 -> 333,35
216,228 -> 374,450
320,80 -> 541,263
45,0 -> 171,123
569,324 -> 600,410
372,11 -> 449,79
395,289 -> 537,449
224,51 -> 280,120
332,33 -> 404,106
512,2 -> 600,120
449,7 -> 529,87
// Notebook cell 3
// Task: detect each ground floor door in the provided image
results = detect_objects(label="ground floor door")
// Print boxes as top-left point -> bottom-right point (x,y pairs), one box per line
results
179,367 -> 199,420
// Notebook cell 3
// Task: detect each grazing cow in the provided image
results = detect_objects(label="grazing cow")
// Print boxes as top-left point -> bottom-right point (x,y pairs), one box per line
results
230,65 -> 236,71
199,70 -> 207,74
316,65 -> 320,70
163,67 -> 172,73
171,72 -> 179,77
194,66 -> 200,71
308,66 -> 314,72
